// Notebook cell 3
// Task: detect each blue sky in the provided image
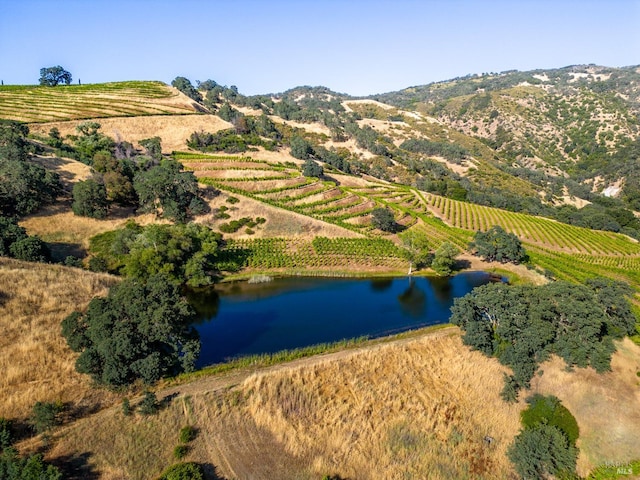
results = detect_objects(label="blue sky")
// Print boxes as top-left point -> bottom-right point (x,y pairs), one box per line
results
0,0 -> 638,96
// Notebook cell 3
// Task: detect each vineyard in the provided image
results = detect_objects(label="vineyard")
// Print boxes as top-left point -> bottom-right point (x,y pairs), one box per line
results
0,81 -> 197,122
218,237 -> 406,272
179,152 -> 640,296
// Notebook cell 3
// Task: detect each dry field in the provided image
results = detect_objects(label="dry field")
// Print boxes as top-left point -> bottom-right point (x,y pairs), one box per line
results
29,114 -> 232,152
21,202 -> 166,260
531,338 -> 640,476
0,258 -> 118,421
47,330 -> 526,480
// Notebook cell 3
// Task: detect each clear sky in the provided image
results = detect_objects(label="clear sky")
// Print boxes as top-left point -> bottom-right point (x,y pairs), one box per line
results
0,0 -> 638,96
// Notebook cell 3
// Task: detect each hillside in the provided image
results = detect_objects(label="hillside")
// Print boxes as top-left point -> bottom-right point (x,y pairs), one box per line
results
0,81 -> 199,122
373,65 -> 640,211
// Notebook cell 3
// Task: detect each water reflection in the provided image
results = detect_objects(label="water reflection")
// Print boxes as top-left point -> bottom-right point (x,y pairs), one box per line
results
397,278 -> 426,318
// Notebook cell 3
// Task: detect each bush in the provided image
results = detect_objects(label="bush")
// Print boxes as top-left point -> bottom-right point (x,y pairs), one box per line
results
226,196 -> 239,204
157,462 -> 204,480
9,236 -> 50,263
521,394 -> 579,446
88,256 -> 108,272
173,445 -> 189,460
30,401 -> 63,434
179,426 -> 197,444
0,418 -> 12,450
64,256 -> 83,268
138,391 -> 159,416
122,398 -> 132,417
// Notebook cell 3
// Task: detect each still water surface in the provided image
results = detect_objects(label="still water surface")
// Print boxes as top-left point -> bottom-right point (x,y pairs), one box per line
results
190,271 -> 495,367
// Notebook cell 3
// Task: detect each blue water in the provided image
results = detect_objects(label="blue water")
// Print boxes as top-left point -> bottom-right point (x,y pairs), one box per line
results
190,271 -> 495,367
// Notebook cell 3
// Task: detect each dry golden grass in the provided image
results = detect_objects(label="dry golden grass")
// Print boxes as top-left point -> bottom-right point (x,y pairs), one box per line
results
29,114 -> 232,152
49,331 -> 524,479
20,203 -> 164,260
0,258 -> 118,420
30,155 -> 93,190
531,338 -> 640,476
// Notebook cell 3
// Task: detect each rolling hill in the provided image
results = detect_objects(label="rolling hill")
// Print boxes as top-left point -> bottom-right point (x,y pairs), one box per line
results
2,67 -> 640,479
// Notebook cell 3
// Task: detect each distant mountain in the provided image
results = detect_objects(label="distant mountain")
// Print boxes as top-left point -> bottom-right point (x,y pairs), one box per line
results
371,65 -> 640,210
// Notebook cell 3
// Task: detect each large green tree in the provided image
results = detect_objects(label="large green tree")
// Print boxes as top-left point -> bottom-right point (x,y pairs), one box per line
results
431,241 -> 459,276
61,274 -> 200,386
371,207 -> 398,233
507,424 -> 578,479
134,159 -> 207,222
469,225 -> 526,264
38,65 -> 72,86
399,229 -> 430,275
72,178 -> 108,219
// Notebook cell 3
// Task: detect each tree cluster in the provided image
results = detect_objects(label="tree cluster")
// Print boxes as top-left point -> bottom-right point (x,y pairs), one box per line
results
450,279 -> 637,400
0,417 -> 62,479
0,121 -> 62,217
89,221 -> 224,287
61,274 -> 200,386
65,128 -> 208,222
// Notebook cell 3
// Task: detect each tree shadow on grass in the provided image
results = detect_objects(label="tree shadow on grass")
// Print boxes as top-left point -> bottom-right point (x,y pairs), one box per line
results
201,462 -> 228,480
50,452 -> 99,480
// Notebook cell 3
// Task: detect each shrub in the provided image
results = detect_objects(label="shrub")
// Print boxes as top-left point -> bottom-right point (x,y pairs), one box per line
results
87,256 -> 108,272
138,391 -> 159,416
30,401 -> 63,434
226,196 -> 240,204
64,256 -> 83,268
158,462 -> 204,480
173,445 -> 189,460
122,398 -> 132,417
521,394 -> 579,446
179,426 -> 197,444
0,418 -> 12,450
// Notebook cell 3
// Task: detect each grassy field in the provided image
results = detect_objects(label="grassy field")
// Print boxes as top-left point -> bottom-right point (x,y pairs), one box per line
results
45,331 -> 525,480
0,81 -> 197,122
0,258 -> 118,421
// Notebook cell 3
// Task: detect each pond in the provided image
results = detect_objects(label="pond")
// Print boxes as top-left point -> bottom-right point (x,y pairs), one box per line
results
189,271 -> 498,367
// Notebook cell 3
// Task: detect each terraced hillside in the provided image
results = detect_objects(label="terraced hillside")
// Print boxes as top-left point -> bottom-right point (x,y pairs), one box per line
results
0,81 -> 198,122
179,152 -> 640,295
